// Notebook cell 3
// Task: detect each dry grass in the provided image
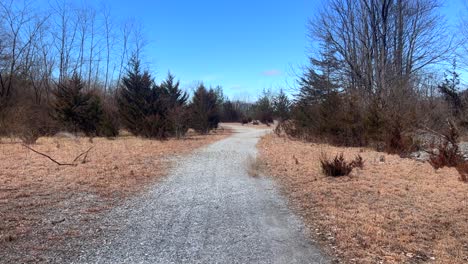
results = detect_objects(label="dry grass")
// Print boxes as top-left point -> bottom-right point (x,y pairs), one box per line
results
0,128 -> 231,262
258,133 -> 468,264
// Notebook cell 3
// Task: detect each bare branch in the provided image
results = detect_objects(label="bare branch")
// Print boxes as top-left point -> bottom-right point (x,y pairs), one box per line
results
22,144 -> 94,166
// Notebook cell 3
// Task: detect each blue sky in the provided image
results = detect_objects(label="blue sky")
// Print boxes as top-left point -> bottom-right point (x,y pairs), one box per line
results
36,0 -> 466,100
135,0 -> 465,100
122,0 -> 318,100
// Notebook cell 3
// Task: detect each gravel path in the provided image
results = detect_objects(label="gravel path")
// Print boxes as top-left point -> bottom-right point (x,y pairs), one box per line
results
74,125 -> 328,264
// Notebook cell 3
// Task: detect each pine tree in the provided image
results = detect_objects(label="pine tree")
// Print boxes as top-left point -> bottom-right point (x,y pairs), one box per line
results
159,72 -> 189,138
253,90 -> 274,124
221,100 -> 242,122
159,72 -> 188,107
190,84 -> 220,134
439,59 -> 462,116
297,38 -> 341,105
52,73 -> 103,136
273,89 -> 291,121
118,57 -> 169,138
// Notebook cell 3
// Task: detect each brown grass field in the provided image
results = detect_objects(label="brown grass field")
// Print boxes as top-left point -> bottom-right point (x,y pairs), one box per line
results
0,128 -> 230,263
258,133 -> 468,264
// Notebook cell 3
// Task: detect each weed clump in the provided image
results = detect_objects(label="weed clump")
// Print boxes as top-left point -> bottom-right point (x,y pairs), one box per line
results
320,153 -> 364,177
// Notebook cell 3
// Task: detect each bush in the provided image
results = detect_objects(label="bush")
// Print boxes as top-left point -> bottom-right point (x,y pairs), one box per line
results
320,153 -> 364,177
428,141 -> 462,169
98,108 -> 119,138
384,123 -> 417,155
5,104 -> 58,144
455,162 -> 468,182
428,121 -> 462,169
52,74 -> 104,136
350,154 -> 364,169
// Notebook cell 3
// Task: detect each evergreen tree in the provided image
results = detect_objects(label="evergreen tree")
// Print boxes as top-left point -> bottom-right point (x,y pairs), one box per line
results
221,100 -> 242,122
159,72 -> 189,138
253,90 -> 274,124
190,84 -> 220,134
439,59 -> 462,116
52,73 -> 103,136
118,57 -> 168,138
159,72 -> 188,107
273,89 -> 291,121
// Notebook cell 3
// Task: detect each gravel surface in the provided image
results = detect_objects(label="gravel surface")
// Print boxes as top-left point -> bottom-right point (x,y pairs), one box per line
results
73,125 -> 328,264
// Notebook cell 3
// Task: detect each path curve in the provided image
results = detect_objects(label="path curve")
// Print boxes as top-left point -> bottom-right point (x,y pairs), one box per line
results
74,125 -> 328,264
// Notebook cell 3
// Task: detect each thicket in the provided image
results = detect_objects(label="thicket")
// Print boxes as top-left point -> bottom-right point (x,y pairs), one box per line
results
0,1 -> 224,142
52,73 -> 117,138
281,0 -> 465,156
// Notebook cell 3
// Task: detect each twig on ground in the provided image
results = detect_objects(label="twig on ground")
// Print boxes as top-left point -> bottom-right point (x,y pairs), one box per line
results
73,147 -> 94,163
22,144 -> 94,166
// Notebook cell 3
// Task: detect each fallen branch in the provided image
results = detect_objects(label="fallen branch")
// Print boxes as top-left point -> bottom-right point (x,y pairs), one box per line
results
73,146 -> 94,163
22,144 -> 76,166
22,144 -> 94,166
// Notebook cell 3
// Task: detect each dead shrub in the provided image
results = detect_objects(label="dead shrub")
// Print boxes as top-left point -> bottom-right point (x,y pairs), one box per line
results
455,162 -> 468,182
350,154 -> 364,169
320,153 -> 364,177
1,104 -> 57,144
274,120 -> 296,137
428,121 -> 463,169
385,124 -> 416,154
428,141 -> 462,169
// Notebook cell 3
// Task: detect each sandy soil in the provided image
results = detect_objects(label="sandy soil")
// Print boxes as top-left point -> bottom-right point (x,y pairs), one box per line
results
258,133 -> 468,264
0,128 -> 230,263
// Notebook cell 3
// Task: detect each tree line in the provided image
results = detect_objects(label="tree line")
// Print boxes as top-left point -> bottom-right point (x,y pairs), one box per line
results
0,0 -> 148,141
279,0 -> 468,155
3,0 -> 468,151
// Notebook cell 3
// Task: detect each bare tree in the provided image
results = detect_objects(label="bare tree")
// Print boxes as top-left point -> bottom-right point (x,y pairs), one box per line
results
86,8 -> 97,89
460,2 -> 468,69
103,6 -> 113,93
310,0 -> 452,99
0,0 -> 48,106
117,20 -> 133,86
50,0 -> 79,83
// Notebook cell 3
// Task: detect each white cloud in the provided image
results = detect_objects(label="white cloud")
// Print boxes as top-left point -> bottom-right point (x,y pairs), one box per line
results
262,69 -> 282,76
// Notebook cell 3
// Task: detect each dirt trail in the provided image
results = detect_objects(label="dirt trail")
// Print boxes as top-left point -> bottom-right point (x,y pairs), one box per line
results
74,125 -> 328,264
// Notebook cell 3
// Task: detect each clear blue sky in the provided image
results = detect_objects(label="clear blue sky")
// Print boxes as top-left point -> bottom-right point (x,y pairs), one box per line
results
110,0 -> 318,100
128,0 -> 465,99
37,0 -> 465,99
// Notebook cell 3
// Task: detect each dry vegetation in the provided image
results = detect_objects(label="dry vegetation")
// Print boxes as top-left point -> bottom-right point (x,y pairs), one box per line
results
258,133 -> 468,264
246,154 -> 267,177
0,128 -> 230,263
